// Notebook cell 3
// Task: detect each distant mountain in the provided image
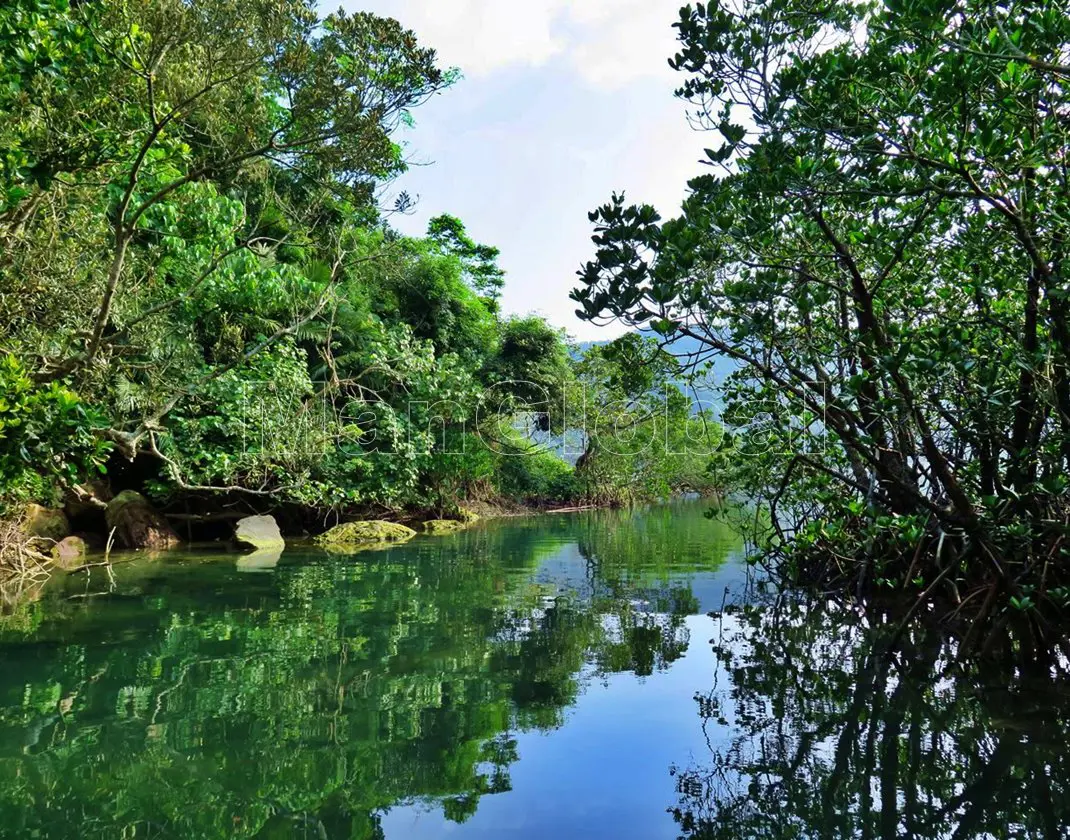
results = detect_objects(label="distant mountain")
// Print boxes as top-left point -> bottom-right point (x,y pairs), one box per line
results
643,330 -> 740,389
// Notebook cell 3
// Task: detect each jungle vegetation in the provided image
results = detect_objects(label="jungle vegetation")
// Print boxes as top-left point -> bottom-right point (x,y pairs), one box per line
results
574,0 -> 1070,645
0,0 -> 720,538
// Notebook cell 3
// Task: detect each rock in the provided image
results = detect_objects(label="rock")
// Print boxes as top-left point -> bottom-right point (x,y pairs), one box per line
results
455,507 -> 481,524
315,520 -> 416,547
104,491 -> 180,550
51,536 -> 87,570
233,515 -> 285,551
420,519 -> 467,534
24,504 -> 70,542
319,542 -> 396,556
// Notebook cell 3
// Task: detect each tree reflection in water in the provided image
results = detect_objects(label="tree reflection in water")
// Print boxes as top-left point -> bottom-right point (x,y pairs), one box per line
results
672,600 -> 1070,839
0,504 -> 740,839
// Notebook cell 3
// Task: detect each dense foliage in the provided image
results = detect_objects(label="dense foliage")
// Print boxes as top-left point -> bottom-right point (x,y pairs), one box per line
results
0,0 -> 720,524
573,333 -> 723,505
574,0 -> 1070,640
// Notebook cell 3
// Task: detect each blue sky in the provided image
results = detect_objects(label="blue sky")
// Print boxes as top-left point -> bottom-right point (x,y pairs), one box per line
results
336,0 -> 709,341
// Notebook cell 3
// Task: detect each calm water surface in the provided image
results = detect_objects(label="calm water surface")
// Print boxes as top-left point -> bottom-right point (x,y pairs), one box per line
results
0,501 -> 1067,839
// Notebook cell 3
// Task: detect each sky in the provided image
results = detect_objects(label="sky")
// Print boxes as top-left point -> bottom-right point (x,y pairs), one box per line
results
335,0 -> 710,341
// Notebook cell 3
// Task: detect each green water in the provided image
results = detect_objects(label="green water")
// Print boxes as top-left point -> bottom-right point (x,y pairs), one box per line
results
0,502 -> 1067,839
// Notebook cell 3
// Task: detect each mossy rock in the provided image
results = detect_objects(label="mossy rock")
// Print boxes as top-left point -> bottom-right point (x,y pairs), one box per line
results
24,504 -> 70,542
105,491 -> 180,550
319,542 -> 396,556
51,536 -> 87,570
420,519 -> 467,535
455,507 -> 481,524
315,521 -> 415,547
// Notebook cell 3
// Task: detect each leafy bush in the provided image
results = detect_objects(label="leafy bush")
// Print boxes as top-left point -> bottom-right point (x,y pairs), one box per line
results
0,355 -> 110,508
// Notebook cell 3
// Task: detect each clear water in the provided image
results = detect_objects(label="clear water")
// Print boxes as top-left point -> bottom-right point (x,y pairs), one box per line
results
0,501 -> 1066,839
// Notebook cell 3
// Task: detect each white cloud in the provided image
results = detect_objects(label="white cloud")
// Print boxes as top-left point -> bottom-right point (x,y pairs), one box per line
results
362,0 -> 685,90
563,0 -> 684,89
341,0 -> 707,342
406,0 -> 569,75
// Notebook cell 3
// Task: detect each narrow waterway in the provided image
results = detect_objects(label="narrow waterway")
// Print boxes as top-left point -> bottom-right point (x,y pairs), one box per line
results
0,501 -> 1065,838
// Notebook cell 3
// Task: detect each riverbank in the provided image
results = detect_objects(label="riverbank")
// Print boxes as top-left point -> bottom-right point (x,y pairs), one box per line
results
0,489 -> 635,582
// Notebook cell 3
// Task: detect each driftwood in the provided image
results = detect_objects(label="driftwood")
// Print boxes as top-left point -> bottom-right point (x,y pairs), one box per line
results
165,511 -> 249,522
543,505 -> 601,515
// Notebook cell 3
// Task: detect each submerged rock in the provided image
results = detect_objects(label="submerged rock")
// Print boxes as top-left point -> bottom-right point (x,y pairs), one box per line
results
104,491 -> 180,550
24,504 -> 70,542
51,536 -> 87,570
420,519 -> 467,534
233,515 -> 285,551
315,521 -> 415,547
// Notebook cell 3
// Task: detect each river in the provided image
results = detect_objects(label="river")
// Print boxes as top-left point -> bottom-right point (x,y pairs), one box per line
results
0,501 -> 1066,838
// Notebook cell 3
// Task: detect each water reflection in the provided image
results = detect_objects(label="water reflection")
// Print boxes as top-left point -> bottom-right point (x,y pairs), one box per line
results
236,546 -> 283,573
0,503 -> 740,839
672,600 -> 1070,839
3,503 -> 1066,839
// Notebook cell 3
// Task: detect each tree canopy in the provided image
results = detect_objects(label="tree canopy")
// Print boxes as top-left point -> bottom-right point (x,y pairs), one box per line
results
574,0 -> 1070,639
0,0 -> 721,534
